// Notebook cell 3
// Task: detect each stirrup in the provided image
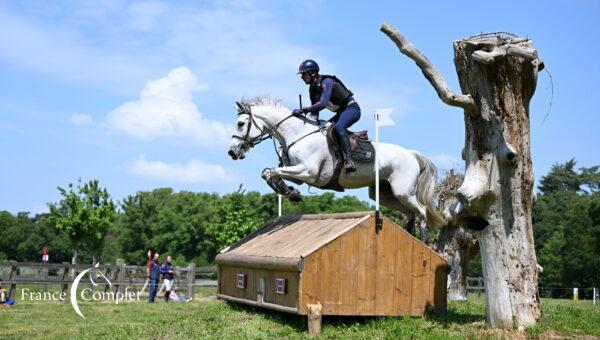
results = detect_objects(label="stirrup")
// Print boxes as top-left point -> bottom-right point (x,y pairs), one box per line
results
344,159 -> 356,173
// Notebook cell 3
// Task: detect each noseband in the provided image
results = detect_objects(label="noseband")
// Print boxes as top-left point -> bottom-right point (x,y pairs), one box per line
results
232,102 -> 298,150
232,102 -> 324,167
231,103 -> 272,151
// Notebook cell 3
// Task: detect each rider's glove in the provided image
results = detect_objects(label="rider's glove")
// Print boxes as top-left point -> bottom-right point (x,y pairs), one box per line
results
292,108 -> 305,116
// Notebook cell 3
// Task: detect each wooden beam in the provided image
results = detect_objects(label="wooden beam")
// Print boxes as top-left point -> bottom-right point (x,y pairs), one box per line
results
215,254 -> 303,272
217,294 -> 299,314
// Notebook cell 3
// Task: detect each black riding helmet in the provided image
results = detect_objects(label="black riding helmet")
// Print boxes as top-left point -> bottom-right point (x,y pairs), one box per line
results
298,59 -> 319,74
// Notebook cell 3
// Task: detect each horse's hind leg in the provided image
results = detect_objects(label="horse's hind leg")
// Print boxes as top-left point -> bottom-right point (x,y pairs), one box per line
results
369,183 -> 416,234
400,196 -> 429,242
405,217 -> 416,237
386,174 -> 429,242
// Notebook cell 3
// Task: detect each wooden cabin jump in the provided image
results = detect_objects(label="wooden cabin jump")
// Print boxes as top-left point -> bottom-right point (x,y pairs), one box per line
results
216,211 -> 448,333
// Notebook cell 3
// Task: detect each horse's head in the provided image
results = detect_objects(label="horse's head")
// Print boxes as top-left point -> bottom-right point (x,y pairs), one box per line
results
228,101 -> 266,160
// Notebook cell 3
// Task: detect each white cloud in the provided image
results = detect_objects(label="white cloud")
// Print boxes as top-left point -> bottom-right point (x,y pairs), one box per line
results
69,113 -> 93,125
0,2 -> 321,98
106,67 -> 229,146
128,155 -> 232,183
429,153 -> 463,171
0,4 -> 155,93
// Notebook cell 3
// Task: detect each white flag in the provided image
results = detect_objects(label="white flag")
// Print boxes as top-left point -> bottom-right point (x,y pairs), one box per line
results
375,108 -> 395,127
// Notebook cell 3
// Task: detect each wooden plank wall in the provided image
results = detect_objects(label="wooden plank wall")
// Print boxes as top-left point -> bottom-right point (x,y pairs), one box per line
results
300,216 -> 447,316
219,265 -> 299,309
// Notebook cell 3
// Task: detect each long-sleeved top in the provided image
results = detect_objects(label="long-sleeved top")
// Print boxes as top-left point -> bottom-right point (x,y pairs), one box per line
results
160,262 -> 175,280
148,260 -> 160,281
305,75 -> 354,114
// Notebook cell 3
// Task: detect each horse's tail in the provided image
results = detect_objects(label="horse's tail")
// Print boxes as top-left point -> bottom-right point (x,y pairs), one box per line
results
410,150 -> 448,228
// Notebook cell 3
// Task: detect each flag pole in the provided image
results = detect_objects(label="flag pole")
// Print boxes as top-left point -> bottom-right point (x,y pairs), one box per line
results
278,194 -> 282,217
374,108 -> 394,231
375,111 -> 382,232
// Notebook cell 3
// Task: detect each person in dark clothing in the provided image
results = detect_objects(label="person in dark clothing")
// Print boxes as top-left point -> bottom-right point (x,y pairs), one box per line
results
146,250 -> 160,303
293,59 -> 361,173
160,256 -> 176,302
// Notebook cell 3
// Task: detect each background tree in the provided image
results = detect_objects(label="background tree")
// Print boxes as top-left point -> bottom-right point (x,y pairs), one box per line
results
533,160 -> 599,292
46,179 -> 116,264
116,188 -> 222,266
0,211 -> 71,262
205,186 -> 267,254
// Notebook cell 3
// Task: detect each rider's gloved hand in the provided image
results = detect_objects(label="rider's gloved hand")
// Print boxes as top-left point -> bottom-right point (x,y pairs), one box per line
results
292,108 -> 305,116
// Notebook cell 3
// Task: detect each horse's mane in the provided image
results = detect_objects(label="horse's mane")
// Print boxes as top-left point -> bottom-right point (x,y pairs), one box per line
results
240,96 -> 287,109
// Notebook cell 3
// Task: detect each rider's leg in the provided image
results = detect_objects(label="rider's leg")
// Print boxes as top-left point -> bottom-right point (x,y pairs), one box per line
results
334,104 -> 361,172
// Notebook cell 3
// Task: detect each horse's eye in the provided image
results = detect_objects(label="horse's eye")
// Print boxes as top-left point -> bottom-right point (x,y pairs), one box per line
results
237,122 -> 244,127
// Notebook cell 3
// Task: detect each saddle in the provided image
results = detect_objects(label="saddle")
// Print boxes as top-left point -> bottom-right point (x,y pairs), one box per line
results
326,124 -> 375,162
316,124 -> 376,192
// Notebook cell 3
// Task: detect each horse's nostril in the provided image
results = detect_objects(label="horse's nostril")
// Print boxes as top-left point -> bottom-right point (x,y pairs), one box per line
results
228,150 -> 235,157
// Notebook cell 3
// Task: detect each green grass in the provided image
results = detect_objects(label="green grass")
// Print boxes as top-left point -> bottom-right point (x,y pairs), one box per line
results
1,291 -> 599,339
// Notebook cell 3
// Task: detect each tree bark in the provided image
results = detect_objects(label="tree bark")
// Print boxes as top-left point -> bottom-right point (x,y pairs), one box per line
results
72,247 -> 78,265
435,171 -> 478,302
453,34 -> 542,330
381,23 -> 543,329
435,225 -> 478,301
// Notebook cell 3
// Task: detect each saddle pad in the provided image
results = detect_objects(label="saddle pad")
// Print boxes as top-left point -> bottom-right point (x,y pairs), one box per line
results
351,139 -> 375,162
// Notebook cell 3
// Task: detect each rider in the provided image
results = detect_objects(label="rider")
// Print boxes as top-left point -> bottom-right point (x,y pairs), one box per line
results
292,59 -> 361,173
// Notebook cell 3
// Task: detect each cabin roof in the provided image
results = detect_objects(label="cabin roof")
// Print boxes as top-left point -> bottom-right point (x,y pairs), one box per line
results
218,211 -> 374,260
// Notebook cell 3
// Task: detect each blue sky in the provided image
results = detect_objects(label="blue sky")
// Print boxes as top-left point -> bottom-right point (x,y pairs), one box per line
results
1,0 -> 598,214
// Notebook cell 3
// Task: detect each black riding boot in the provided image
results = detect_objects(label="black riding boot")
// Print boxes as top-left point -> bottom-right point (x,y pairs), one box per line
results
340,137 -> 356,173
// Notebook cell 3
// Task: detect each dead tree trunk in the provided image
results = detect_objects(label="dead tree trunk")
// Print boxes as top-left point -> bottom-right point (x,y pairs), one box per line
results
435,224 -> 478,301
435,171 -> 478,302
381,23 -> 543,329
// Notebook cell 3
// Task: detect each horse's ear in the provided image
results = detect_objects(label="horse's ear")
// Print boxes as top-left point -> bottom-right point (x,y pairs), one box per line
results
235,101 -> 246,113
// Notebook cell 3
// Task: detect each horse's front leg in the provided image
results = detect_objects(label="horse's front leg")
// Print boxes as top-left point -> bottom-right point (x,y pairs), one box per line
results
262,164 -> 313,202
273,164 -> 314,182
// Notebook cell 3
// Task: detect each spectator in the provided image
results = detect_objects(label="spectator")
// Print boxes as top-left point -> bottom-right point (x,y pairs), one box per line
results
146,250 -> 160,303
41,246 -> 49,264
160,256 -> 176,302
0,278 -> 15,307
169,287 -> 190,302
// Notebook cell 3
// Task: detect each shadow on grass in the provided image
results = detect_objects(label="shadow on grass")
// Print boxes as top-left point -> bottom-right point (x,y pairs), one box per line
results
225,302 -> 383,332
224,302 -> 307,332
426,307 -> 486,326
224,301 -> 486,333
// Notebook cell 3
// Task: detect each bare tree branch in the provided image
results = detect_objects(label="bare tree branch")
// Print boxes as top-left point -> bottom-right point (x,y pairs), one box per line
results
380,22 -> 477,114
472,42 -> 538,64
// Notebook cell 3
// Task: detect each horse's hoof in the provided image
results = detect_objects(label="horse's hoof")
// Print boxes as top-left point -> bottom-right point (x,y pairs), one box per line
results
261,168 -> 273,180
289,189 -> 303,203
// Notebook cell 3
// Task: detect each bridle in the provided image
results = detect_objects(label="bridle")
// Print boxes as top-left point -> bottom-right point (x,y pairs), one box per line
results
231,102 -> 273,151
232,101 -> 325,163
232,102 -> 302,150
